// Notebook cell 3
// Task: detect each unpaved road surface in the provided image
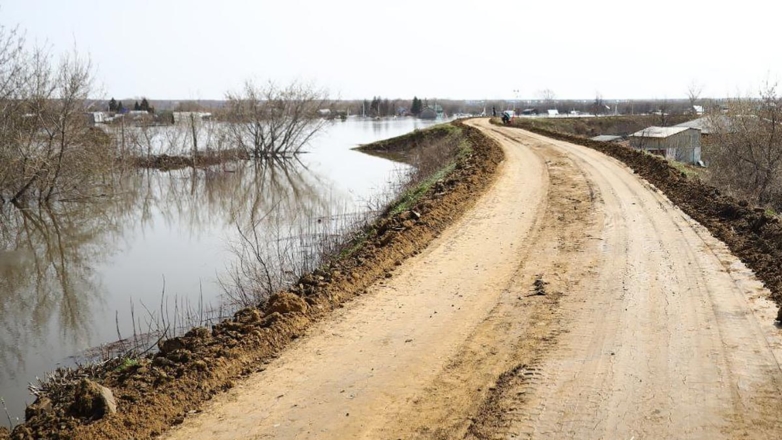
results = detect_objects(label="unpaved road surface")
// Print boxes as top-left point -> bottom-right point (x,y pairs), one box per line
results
166,119 -> 782,439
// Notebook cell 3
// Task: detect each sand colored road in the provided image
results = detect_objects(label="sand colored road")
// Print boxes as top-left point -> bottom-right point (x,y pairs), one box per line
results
166,119 -> 782,439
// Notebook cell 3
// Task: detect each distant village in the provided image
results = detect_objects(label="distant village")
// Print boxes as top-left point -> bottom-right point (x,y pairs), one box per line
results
85,96 -> 725,166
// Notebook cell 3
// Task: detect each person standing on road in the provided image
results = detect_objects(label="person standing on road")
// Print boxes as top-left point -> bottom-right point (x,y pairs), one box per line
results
492,106 -> 496,117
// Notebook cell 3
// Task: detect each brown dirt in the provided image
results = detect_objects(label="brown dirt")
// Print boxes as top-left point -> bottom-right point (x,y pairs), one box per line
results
158,119 -> 782,440
499,118 -> 782,320
4,121 -> 503,440
459,121 -> 782,439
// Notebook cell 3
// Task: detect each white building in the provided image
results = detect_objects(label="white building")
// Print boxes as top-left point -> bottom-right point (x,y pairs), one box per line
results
86,112 -> 108,124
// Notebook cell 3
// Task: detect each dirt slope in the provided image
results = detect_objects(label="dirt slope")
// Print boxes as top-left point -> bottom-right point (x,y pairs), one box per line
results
165,119 -> 782,440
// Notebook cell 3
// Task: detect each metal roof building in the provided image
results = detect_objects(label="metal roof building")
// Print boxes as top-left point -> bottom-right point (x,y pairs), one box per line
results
674,117 -> 715,134
674,115 -> 735,135
629,126 -> 701,164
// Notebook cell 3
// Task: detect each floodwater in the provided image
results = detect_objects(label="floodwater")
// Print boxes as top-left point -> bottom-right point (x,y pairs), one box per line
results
0,117 -> 443,426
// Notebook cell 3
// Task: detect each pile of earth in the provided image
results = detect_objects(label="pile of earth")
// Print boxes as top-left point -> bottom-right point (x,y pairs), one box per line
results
2,121 -> 503,440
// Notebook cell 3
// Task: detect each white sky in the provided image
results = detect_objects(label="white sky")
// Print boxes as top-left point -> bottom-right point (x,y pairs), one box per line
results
2,0 -> 779,100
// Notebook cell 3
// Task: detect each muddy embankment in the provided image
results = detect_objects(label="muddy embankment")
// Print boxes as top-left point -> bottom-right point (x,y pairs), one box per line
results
1,121 -> 503,440
132,149 -> 250,171
353,123 -> 461,164
496,118 -> 782,321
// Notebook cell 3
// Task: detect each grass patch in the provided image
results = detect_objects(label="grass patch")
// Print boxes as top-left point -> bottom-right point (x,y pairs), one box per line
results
389,162 -> 457,216
338,125 -> 470,260
356,123 -> 460,153
114,358 -> 139,373
667,159 -> 700,179
387,136 -> 470,217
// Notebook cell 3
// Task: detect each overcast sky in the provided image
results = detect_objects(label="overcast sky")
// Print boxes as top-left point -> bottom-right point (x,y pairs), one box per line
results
2,0 -> 779,101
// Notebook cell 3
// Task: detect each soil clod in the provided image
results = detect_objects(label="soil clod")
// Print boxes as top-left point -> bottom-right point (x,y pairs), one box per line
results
70,379 -> 117,420
532,275 -> 548,296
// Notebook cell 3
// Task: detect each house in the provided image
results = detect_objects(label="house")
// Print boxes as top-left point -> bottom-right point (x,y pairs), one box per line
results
547,109 -> 559,117
591,135 -> 623,143
86,112 -> 108,124
674,117 -> 714,134
629,126 -> 701,164
673,116 -> 734,135
419,104 -> 444,120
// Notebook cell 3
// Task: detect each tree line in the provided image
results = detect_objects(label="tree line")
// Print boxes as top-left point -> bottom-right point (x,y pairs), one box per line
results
108,97 -> 154,113
355,96 -> 430,117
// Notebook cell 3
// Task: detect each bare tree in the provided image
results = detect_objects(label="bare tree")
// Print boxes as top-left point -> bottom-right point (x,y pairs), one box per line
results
591,91 -> 605,117
225,80 -> 329,159
709,80 -> 782,207
658,98 -> 670,126
0,24 -> 108,204
687,80 -> 703,113
538,88 -> 556,103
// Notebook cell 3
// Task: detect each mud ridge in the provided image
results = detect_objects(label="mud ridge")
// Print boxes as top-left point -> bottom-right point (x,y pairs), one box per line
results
497,119 -> 782,321
4,121 -> 503,440
132,149 -> 250,171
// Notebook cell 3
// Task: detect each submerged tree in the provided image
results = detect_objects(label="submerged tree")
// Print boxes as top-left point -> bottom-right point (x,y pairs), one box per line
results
0,23 -> 111,204
591,91 -> 605,116
224,80 -> 329,159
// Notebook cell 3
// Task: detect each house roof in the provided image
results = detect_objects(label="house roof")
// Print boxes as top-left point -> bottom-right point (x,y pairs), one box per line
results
674,116 -> 732,134
629,126 -> 692,138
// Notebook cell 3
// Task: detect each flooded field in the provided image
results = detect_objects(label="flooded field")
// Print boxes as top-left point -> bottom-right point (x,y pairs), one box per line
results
0,117 -> 443,426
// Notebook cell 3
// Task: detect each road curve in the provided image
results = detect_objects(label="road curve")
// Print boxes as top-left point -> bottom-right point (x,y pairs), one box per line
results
165,119 -> 782,439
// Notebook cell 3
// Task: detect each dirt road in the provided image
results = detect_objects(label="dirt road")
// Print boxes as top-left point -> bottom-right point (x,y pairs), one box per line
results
166,119 -> 782,439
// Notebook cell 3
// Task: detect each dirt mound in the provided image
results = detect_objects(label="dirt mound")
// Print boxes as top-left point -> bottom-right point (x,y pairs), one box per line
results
266,292 -> 308,315
500,119 -> 782,320
70,380 -> 117,420
8,121 -> 503,440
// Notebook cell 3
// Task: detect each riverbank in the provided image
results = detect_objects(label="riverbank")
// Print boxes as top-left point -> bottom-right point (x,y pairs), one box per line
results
493,118 -> 782,321
2,120 -> 503,440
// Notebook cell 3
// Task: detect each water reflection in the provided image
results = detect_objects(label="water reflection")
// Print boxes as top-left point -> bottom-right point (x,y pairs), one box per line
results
0,117 -> 434,425
0,159 -> 359,423
0,198 -> 124,382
